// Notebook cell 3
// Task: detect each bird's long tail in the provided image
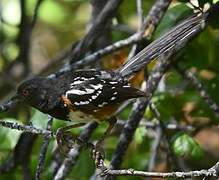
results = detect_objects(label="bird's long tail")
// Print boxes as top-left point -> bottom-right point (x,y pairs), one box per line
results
118,2 -> 219,79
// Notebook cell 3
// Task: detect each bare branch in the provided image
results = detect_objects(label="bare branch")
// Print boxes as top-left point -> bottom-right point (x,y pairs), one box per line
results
0,100 -> 18,113
30,0 -> 44,30
147,124 -> 162,172
103,162 -> 219,178
35,116 -> 53,180
68,0 -> 123,63
0,120 -> 53,136
176,65 -> 219,117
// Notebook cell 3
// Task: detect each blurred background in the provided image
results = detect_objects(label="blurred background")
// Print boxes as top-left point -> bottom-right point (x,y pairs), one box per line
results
0,0 -> 219,179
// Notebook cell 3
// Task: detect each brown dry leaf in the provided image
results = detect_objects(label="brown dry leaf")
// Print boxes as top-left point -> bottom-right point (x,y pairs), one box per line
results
182,102 -> 196,114
129,69 -> 144,87
184,115 -> 210,125
195,127 -> 219,158
199,69 -> 216,80
102,50 -> 127,70
182,102 -> 210,125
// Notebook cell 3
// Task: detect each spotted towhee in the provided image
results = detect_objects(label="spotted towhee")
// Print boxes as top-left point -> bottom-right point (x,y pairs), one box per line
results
9,3 -> 219,148
16,70 -> 146,123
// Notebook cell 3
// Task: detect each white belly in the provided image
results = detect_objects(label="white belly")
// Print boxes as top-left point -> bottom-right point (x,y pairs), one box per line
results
68,111 -> 99,123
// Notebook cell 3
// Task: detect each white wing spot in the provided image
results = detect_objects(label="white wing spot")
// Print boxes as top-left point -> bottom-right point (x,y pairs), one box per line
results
109,82 -> 118,84
91,95 -> 98,99
66,89 -> 86,96
123,85 -> 130,87
90,84 -> 103,90
74,102 -> 80,105
66,88 -> 95,96
73,77 -> 80,80
71,80 -> 84,85
111,97 -> 116,101
98,102 -> 108,107
113,92 -> 118,95
112,87 -> 115,89
85,88 -> 96,94
74,101 -> 90,105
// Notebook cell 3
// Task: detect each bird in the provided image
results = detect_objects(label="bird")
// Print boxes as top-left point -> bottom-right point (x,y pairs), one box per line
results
16,70 -> 146,123
4,3 -> 219,149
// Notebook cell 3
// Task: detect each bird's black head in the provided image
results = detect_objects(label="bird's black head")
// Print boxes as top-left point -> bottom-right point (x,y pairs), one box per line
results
15,77 -> 52,111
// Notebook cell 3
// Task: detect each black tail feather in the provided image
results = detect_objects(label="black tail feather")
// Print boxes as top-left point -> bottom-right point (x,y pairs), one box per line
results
118,2 -> 219,78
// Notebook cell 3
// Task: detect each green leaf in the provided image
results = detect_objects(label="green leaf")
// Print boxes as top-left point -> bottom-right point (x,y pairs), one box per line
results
30,109 -> 48,128
0,118 -> 21,150
172,133 -> 203,160
134,127 -> 146,144
38,0 -> 69,24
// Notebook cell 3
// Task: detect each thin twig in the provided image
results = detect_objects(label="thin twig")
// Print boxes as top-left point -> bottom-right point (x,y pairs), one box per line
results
49,34 -> 140,78
68,0 -> 123,64
29,0 -> 44,30
103,162 -> 219,178
149,103 -> 185,171
176,65 -> 219,117
0,120 -> 53,136
0,100 -> 18,113
147,123 -> 162,172
116,119 -> 195,132
127,0 -> 143,60
35,116 -> 53,180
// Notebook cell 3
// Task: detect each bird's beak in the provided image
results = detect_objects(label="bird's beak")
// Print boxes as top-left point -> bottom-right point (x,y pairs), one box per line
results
10,94 -> 24,103
0,94 -> 23,113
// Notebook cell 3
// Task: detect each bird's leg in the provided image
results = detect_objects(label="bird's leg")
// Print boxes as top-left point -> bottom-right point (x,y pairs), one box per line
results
56,122 -> 86,154
96,117 -> 117,147
92,117 -> 117,165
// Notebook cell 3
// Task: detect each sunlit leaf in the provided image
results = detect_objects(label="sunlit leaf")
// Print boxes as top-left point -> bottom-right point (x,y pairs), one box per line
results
172,133 -> 204,160
134,127 -> 146,144
0,118 -> 21,150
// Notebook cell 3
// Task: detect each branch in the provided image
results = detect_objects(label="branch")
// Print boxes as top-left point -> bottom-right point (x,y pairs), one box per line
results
127,0 -> 143,60
103,162 -> 219,178
0,100 -> 18,113
116,119 -> 195,132
176,65 -> 219,117
68,0 -> 123,63
35,116 -> 53,180
0,120 -> 53,136
147,123 -> 162,171
30,0 -> 44,30
149,103 -> 185,171
0,133 -> 37,177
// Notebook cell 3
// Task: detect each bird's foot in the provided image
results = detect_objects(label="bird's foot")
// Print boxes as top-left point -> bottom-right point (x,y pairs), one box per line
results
56,125 -> 85,155
91,144 -> 106,170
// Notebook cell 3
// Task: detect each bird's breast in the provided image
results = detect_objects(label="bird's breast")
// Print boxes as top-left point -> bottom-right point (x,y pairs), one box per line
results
68,110 -> 100,123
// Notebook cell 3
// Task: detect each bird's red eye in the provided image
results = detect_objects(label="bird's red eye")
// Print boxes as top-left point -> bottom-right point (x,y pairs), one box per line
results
22,89 -> 30,96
